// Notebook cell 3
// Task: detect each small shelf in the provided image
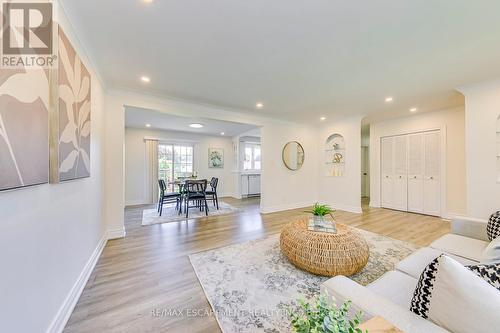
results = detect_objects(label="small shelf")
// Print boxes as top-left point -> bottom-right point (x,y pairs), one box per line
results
325,133 -> 346,177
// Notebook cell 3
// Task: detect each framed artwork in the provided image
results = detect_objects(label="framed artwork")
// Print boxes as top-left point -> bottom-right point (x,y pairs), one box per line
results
208,148 -> 224,168
50,27 -> 91,182
0,68 -> 49,191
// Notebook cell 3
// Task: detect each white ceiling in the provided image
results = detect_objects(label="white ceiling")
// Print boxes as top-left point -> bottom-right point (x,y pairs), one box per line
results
125,106 -> 258,137
61,0 -> 500,123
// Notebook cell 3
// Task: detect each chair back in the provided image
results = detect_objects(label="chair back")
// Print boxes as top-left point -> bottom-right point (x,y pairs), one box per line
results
186,179 -> 207,195
158,179 -> 167,194
210,177 -> 219,191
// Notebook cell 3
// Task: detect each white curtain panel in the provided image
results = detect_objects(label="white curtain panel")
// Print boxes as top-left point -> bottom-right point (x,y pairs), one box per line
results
145,139 -> 159,204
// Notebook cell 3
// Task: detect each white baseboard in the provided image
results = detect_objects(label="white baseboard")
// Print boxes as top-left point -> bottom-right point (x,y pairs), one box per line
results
107,227 -> 126,239
330,203 -> 363,214
369,201 -> 381,208
45,235 -> 107,333
260,201 -> 316,214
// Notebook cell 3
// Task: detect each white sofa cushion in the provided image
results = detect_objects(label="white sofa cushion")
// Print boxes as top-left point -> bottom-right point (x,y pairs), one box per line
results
367,270 -> 418,307
481,236 -> 500,264
410,255 -> 500,333
430,234 -> 488,261
396,247 -> 477,279
321,276 -> 448,333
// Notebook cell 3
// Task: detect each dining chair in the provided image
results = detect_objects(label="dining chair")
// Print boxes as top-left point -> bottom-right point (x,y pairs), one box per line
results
183,180 -> 209,218
158,179 -> 181,216
205,177 -> 219,209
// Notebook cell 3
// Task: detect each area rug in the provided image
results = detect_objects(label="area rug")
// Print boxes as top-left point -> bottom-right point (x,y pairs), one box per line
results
142,202 -> 241,225
189,229 -> 417,333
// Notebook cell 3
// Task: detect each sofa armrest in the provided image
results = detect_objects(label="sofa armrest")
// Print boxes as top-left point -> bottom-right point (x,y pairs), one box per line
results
321,276 -> 449,333
451,216 -> 489,241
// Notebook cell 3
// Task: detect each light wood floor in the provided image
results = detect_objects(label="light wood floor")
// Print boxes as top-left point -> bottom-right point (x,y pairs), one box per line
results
64,198 -> 449,333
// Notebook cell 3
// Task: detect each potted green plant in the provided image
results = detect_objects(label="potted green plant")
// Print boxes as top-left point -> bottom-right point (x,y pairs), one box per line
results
290,296 -> 367,333
305,203 -> 336,233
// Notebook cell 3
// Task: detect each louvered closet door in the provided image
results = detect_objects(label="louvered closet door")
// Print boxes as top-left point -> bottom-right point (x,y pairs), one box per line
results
407,133 -> 424,213
392,135 -> 408,211
381,137 -> 394,209
423,131 -> 441,216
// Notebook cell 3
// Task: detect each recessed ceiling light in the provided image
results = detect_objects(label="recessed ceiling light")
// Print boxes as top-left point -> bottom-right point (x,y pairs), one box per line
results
220,132 -> 225,136
256,103 -> 264,109
142,0 -> 154,4
385,97 -> 393,102
320,116 -> 326,121
145,123 -> 151,128
189,123 -> 203,128
410,107 -> 418,112
140,76 -> 150,83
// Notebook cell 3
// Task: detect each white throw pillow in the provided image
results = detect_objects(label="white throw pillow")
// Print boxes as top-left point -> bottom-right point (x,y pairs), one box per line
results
410,255 -> 500,333
481,236 -> 500,264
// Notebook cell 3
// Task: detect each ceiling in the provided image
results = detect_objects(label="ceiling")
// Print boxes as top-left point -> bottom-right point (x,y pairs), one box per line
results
61,0 -> 500,123
125,106 -> 258,137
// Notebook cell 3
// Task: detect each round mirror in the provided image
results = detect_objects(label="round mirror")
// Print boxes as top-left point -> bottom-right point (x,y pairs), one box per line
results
282,141 -> 305,170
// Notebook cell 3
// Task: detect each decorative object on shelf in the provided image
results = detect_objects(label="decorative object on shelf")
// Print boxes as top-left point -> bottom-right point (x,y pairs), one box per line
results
0,68 -> 49,191
282,141 -> 305,170
50,27 -> 91,182
290,296 -> 367,333
325,134 -> 345,176
208,147 -> 224,168
305,203 -> 337,233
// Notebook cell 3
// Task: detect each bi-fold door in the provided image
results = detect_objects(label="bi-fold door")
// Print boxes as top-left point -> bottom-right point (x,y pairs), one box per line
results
381,130 -> 441,216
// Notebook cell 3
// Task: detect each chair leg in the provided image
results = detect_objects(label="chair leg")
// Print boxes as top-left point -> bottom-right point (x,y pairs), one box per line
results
215,194 -> 219,210
159,201 -> 163,216
204,198 -> 209,216
186,200 -> 189,218
157,196 -> 162,212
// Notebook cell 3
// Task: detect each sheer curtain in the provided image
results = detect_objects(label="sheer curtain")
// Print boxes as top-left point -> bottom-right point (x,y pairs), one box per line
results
145,139 -> 159,204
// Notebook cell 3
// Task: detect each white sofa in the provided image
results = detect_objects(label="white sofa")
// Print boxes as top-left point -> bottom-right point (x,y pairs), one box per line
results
321,217 -> 491,333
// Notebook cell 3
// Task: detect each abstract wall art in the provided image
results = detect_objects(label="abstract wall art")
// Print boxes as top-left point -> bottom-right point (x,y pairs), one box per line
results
51,27 -> 91,182
0,68 -> 50,191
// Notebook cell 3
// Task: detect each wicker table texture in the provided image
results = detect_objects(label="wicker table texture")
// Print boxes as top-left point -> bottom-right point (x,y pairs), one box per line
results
280,218 -> 369,276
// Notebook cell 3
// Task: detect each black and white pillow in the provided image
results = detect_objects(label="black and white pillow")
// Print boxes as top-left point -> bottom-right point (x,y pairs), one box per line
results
467,262 -> 500,290
487,211 -> 500,241
410,255 -> 500,333
410,255 -> 441,318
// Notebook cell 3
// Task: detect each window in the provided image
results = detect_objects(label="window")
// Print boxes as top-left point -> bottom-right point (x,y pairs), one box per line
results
158,144 -> 194,192
243,143 -> 261,171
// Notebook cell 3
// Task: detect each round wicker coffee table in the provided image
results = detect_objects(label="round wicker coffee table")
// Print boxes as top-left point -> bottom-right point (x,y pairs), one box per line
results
280,218 -> 369,276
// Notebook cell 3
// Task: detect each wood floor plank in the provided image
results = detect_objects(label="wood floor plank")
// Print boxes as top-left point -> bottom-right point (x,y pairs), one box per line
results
63,198 -> 449,333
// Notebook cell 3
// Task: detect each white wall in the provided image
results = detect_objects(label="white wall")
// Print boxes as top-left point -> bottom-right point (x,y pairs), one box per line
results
318,117 -> 363,213
0,2 -> 107,332
260,123 -> 319,213
369,106 -> 466,217
458,80 -> 500,219
125,128 -> 236,205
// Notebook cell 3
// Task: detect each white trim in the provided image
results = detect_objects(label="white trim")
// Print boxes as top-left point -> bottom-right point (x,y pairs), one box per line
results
329,203 -> 363,214
45,235 -> 107,333
143,136 -> 199,144
107,227 -> 126,239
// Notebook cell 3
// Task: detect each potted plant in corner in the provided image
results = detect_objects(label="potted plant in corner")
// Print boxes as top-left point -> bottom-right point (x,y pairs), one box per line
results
290,295 -> 367,333
305,203 -> 337,233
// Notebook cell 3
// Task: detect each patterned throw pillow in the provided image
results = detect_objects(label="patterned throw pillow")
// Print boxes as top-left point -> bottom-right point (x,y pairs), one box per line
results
410,255 -> 500,333
467,263 -> 500,290
487,211 -> 500,241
